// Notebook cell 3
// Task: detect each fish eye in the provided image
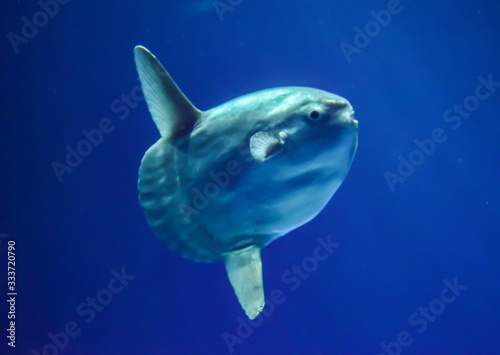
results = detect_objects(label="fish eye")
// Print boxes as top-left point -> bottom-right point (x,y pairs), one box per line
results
308,110 -> 321,121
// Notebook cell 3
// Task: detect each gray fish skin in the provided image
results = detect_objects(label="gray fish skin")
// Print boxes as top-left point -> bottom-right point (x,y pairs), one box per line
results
134,46 -> 358,319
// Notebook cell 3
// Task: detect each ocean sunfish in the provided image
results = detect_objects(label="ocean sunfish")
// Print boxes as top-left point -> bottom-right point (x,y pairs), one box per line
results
134,46 -> 358,319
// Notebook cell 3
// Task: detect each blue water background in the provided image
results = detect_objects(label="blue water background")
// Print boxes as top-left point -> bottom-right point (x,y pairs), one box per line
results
1,0 -> 499,354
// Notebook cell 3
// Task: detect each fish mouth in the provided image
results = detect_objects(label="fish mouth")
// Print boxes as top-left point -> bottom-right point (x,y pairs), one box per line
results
343,116 -> 358,134
325,100 -> 358,131
350,113 -> 359,130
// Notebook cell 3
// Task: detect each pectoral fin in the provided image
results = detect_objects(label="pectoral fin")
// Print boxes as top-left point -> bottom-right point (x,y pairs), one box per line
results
223,245 -> 265,319
249,131 -> 283,162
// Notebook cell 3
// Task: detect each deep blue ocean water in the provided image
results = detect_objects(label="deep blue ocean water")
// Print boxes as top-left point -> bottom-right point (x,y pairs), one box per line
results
1,0 -> 500,354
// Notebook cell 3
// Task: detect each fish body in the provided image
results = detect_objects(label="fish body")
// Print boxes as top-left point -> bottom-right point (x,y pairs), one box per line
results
134,46 -> 358,318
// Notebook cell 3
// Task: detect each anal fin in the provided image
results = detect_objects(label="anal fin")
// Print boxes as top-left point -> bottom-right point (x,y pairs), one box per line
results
223,245 -> 265,319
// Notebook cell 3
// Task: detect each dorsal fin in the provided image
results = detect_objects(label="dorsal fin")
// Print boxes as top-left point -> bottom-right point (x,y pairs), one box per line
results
134,46 -> 201,142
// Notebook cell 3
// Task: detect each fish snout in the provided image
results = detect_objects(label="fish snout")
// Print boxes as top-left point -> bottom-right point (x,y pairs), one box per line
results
326,100 -> 358,131
348,111 -> 359,131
